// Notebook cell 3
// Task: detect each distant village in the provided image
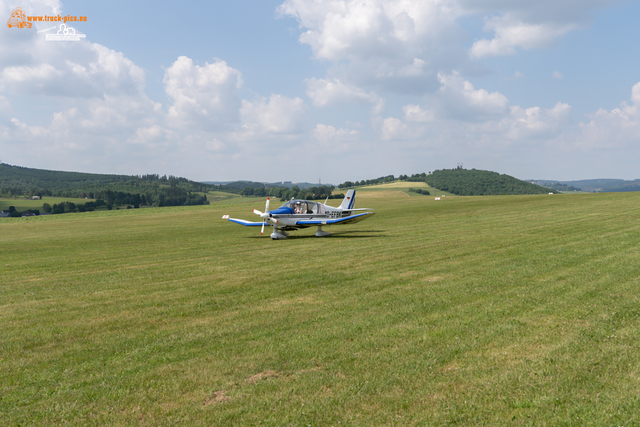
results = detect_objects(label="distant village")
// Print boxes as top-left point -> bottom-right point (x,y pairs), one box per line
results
0,195 -> 48,217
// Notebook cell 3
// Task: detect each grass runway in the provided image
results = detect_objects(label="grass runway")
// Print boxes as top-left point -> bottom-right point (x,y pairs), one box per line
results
2,183 -> 640,425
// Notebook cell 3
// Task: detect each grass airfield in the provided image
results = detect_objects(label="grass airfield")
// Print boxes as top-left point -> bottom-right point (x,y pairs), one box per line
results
2,182 -> 640,425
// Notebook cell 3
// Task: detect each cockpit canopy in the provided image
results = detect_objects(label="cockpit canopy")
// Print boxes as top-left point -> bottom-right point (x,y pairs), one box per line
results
279,199 -> 326,215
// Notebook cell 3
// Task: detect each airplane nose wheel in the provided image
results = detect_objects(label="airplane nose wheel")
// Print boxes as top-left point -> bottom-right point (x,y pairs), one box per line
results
315,226 -> 331,237
270,230 -> 288,240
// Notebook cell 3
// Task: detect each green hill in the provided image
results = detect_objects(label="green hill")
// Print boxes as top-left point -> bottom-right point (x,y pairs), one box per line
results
0,163 -> 212,207
533,179 -> 640,193
424,168 -> 555,195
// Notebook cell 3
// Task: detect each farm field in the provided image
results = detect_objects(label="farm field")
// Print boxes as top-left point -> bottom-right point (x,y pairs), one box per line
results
0,197 -> 93,213
2,184 -> 640,425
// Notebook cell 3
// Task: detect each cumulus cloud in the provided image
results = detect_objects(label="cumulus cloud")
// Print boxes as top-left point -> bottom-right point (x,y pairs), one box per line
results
380,117 -> 408,140
379,87 -> 572,145
306,77 -> 379,107
502,102 -> 572,140
0,0 -> 144,99
466,0 -> 620,58
470,15 -> 577,58
240,94 -> 307,134
279,0 -> 618,95
307,123 -> 359,153
437,71 -> 509,120
164,56 -> 243,130
279,0 -> 467,94
279,0 -> 463,61
0,0 -> 168,171
403,104 -> 435,123
578,82 -> 640,149
48,94 -> 160,135
0,39 -> 146,98
312,123 -> 357,143
127,125 -> 179,147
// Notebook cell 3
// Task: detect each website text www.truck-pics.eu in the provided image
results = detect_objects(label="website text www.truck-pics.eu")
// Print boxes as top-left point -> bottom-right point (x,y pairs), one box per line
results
27,14 -> 87,23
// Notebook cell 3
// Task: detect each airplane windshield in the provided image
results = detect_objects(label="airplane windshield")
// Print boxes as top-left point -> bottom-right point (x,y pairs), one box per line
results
280,200 -> 325,214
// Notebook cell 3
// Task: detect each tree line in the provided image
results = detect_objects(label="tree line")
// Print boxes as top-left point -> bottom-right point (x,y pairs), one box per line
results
338,175 -> 395,189
0,163 -> 210,208
240,185 -> 344,201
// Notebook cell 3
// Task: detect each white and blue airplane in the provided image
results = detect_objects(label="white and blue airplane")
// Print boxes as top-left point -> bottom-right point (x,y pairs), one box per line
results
222,189 -> 375,239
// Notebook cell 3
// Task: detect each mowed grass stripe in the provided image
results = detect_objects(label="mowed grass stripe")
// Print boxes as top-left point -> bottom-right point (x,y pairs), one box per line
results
2,187 -> 640,425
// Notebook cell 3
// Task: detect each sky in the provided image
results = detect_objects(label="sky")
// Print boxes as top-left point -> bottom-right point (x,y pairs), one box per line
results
1,0 -> 640,184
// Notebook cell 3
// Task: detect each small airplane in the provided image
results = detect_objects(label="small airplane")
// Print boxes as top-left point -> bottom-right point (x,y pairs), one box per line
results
222,190 -> 375,239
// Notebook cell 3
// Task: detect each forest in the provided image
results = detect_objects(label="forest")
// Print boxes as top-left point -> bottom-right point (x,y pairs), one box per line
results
423,168 -> 555,195
0,163 -> 210,208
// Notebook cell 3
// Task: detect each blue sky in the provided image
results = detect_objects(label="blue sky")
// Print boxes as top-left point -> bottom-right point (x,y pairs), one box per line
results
1,0 -> 639,184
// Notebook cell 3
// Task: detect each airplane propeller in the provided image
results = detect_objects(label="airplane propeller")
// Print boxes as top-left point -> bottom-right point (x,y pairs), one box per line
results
252,198 -> 277,234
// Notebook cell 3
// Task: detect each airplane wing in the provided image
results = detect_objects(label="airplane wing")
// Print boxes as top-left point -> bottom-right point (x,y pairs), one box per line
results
296,212 -> 375,226
222,216 -> 263,226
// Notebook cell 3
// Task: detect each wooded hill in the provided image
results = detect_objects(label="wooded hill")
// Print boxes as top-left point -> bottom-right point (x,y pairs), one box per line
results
0,163 -> 210,207
411,168 -> 555,195
533,178 -> 640,193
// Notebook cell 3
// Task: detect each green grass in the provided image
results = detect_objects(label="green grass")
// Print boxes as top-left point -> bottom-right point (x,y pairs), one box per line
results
2,185 -> 640,425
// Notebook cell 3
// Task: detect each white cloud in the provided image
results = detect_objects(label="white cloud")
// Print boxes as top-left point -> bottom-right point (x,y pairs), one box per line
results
307,123 -> 359,153
240,94 -> 307,134
279,0 -> 462,62
164,56 -> 243,130
403,104 -> 435,123
48,94 -> 161,136
312,123 -> 357,143
0,39 -> 146,98
470,14 -> 577,58
1,63 -> 60,84
380,117 -> 408,140
577,82 -> 640,149
553,71 -> 564,79
437,71 -> 509,120
306,77 -> 379,107
279,0 -> 467,94
377,87 -> 572,146
127,125 -> 179,147
466,0 -> 620,58
502,102 -> 572,140
280,0 -> 618,96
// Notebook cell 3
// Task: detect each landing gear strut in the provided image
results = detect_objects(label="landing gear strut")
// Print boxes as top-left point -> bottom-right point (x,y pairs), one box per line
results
315,226 -> 331,237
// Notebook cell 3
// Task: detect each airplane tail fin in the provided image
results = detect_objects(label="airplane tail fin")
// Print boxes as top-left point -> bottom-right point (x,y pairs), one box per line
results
339,189 -> 356,210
